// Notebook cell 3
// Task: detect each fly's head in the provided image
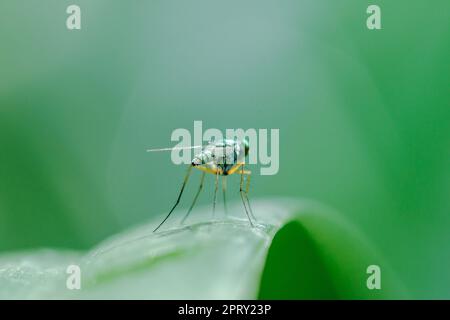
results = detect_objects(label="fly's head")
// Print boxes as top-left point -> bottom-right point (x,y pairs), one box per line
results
191,157 -> 202,166
191,150 -> 210,166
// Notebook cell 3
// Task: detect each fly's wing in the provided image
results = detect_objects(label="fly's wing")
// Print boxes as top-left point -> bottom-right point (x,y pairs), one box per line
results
147,137 -> 221,153
148,142 -> 218,169
146,145 -> 204,152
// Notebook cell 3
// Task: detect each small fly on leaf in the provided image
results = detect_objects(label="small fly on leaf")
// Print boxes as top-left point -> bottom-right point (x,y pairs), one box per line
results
147,138 -> 256,232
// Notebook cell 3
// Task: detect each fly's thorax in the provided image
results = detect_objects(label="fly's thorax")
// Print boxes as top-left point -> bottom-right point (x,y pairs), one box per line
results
213,139 -> 245,165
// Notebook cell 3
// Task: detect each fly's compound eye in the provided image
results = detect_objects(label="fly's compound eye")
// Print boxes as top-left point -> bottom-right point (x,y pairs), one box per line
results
192,158 -> 202,166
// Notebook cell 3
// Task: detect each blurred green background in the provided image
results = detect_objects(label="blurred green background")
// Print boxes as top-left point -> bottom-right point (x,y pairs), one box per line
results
0,1 -> 448,298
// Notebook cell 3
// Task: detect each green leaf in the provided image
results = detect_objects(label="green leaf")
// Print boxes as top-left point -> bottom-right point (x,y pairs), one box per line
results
0,198 -> 406,299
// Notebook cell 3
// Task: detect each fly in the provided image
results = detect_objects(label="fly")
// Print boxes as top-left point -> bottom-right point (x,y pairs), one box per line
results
147,138 -> 255,232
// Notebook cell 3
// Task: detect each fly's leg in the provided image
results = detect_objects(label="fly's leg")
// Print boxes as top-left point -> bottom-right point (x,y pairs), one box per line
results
242,171 -> 256,221
221,143 -> 228,216
153,165 -> 193,232
180,171 -> 205,225
212,171 -> 219,218
222,175 -> 228,216
236,168 -> 255,220
240,165 -> 254,227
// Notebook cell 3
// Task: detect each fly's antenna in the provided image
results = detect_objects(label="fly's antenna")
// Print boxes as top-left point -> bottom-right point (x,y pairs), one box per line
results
146,145 -> 203,152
